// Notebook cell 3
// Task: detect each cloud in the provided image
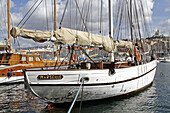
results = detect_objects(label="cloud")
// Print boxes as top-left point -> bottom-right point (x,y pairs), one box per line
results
0,0 -> 15,42
158,19 -> 170,36
9,0 -> 154,48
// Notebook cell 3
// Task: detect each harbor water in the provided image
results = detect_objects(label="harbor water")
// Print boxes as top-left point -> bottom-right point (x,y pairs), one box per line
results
0,62 -> 170,113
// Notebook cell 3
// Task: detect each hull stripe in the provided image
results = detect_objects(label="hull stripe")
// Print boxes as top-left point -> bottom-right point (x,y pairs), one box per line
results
29,66 -> 157,86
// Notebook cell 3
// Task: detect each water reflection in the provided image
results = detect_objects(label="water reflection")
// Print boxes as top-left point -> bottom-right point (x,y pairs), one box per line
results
39,84 -> 157,113
0,84 -> 47,112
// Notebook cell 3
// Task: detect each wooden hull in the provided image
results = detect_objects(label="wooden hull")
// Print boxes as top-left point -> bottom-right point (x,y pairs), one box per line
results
0,64 -> 28,84
24,60 -> 157,103
0,52 -> 71,84
0,70 -> 24,84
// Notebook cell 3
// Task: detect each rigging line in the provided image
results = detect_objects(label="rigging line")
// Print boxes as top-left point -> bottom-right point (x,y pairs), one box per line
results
74,0 -> 88,32
124,1 -> 128,40
116,0 -> 125,40
17,38 -> 21,52
114,0 -> 123,38
45,0 -> 49,30
144,0 -> 152,36
91,0 -> 92,32
67,79 -> 84,113
99,0 -> 103,33
125,0 -> 131,35
79,81 -> 84,113
56,52 -> 70,70
78,0 -> 86,30
59,0 -> 69,28
83,0 -> 90,31
0,0 -> 7,28
139,0 -> 149,37
0,23 -> 6,40
51,0 -> 54,29
81,48 -> 100,69
115,0 -> 123,31
134,0 -> 142,43
113,0 -> 117,36
132,1 -> 138,39
20,0 -> 43,28
138,1 -> 147,38
17,0 -> 39,27
70,0 -> 71,27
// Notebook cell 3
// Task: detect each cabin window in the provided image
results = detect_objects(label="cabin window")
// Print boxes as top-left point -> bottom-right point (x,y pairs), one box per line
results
1,74 -> 5,76
36,57 -> 41,61
29,56 -> 34,61
21,56 -> 27,61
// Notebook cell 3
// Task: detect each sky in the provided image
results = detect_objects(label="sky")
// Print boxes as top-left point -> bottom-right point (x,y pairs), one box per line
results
0,0 -> 170,48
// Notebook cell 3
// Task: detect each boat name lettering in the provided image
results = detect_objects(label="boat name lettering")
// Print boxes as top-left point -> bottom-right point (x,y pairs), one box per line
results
37,75 -> 63,80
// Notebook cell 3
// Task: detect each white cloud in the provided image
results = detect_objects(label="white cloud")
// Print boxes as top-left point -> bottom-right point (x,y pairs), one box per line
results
158,19 -> 170,36
9,0 -> 154,48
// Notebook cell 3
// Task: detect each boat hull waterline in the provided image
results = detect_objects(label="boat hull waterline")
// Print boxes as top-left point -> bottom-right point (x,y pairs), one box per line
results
24,60 -> 157,103
0,76 -> 24,84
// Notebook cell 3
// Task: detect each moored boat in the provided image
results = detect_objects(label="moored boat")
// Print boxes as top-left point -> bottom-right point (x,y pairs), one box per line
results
24,59 -> 157,103
11,0 -> 157,103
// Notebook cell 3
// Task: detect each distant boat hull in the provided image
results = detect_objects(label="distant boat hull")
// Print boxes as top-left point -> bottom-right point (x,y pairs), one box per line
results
0,65 -> 26,84
160,58 -> 170,63
24,60 -> 157,103
0,74 -> 24,84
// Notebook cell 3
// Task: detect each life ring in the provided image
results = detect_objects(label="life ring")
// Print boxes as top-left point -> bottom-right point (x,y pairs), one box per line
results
136,52 -> 141,62
134,48 -> 141,62
72,54 -> 77,62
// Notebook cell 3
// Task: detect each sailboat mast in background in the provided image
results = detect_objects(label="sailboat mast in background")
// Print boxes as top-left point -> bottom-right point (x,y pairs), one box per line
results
54,0 -> 59,60
8,0 -> 11,53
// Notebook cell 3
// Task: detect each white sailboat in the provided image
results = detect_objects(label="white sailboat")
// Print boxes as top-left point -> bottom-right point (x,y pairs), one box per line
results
10,0 -> 157,103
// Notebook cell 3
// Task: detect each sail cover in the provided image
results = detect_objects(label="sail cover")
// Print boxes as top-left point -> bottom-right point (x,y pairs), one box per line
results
11,27 -> 53,43
11,27 -> 114,53
54,28 -> 114,53
114,40 -> 133,50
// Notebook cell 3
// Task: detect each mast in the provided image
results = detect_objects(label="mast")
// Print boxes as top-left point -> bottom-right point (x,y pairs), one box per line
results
54,0 -> 59,61
54,0 -> 57,31
130,0 -> 134,41
108,0 -> 114,62
8,0 -> 11,53
108,0 -> 113,38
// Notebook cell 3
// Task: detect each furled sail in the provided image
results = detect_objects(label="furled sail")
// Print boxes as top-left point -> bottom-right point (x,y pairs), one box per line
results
54,28 -> 114,53
114,40 -> 133,50
11,27 -> 53,43
11,27 -> 114,53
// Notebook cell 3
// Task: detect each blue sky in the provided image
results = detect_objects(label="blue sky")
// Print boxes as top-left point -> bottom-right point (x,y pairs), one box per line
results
152,0 -> 170,34
153,0 -> 170,24
11,0 -> 170,32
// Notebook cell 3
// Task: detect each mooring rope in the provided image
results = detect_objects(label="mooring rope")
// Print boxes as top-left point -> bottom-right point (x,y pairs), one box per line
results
67,79 -> 84,113
79,81 -> 84,113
